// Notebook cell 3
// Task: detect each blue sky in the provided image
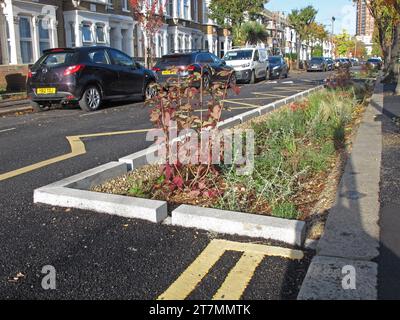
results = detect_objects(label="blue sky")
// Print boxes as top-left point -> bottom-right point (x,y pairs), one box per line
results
265,0 -> 357,35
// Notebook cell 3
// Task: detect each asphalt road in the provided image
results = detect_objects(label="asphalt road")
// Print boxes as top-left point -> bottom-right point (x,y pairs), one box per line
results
0,70 -> 329,300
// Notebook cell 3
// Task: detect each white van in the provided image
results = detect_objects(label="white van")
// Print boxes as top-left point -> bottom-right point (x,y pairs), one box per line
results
223,47 -> 269,84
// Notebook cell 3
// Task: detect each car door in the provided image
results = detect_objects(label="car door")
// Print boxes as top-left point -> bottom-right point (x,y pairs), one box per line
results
108,49 -> 145,96
196,53 -> 216,78
86,48 -> 117,98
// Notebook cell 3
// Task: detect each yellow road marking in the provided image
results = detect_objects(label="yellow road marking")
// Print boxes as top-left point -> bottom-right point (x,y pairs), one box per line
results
158,240 -> 225,300
213,252 -> 265,300
158,239 -> 303,300
0,128 -> 150,182
251,92 -> 287,98
222,100 -> 260,108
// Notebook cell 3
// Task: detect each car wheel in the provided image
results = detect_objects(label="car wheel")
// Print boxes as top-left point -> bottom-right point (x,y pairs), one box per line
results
30,101 -> 49,112
229,73 -> 237,87
249,70 -> 256,84
202,73 -> 211,90
79,85 -> 102,112
144,81 -> 157,101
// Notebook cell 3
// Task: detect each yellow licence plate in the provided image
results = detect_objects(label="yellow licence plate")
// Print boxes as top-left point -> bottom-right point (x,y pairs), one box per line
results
162,70 -> 177,75
36,88 -> 56,95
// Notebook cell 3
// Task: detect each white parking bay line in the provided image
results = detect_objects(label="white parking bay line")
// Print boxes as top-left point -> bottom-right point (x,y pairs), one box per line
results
0,127 -> 16,133
79,111 -> 102,117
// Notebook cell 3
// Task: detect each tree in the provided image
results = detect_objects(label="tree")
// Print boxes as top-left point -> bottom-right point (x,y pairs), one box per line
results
240,21 -> 268,46
307,22 -> 329,56
312,44 -> 323,57
209,0 -> 266,45
355,0 -> 399,80
334,30 -> 354,57
130,0 -> 165,68
288,5 -> 318,69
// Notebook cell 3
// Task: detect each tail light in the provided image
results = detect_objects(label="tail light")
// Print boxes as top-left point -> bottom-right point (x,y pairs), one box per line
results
64,64 -> 85,76
186,65 -> 196,72
152,67 -> 161,72
28,71 -> 33,78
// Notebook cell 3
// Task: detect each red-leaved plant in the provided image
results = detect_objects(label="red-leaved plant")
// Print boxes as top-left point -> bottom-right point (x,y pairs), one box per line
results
146,67 -> 240,198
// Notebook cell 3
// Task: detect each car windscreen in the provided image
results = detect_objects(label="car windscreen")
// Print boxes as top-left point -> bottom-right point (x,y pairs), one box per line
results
368,59 -> 380,63
310,58 -> 324,63
157,55 -> 192,67
224,50 -> 253,61
268,57 -> 281,64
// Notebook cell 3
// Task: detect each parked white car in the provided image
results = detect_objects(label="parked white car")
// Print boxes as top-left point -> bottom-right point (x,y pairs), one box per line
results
223,47 -> 269,84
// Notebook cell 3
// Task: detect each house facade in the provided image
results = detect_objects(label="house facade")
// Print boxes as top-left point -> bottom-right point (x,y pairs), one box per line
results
0,0 -> 232,66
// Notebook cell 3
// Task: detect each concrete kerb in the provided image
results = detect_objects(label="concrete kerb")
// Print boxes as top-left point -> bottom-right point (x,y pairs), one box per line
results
33,161 -> 168,223
33,85 -> 325,233
171,205 -> 306,246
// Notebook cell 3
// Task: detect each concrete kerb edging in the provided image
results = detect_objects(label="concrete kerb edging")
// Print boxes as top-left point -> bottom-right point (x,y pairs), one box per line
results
33,86 -> 324,240
297,79 -> 382,300
171,205 -> 306,246
33,161 -> 168,223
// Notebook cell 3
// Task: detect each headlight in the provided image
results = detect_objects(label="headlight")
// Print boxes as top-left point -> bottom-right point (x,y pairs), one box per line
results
273,66 -> 279,70
242,63 -> 250,68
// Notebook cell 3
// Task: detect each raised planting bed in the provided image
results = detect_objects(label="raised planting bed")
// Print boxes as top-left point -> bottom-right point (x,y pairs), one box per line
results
91,85 -> 372,244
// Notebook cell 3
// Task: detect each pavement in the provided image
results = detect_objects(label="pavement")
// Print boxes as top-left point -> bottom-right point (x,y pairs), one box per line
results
0,71 -> 328,299
377,84 -> 400,300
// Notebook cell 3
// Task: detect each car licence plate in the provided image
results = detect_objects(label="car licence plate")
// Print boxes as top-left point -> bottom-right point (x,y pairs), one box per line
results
36,88 -> 56,94
162,70 -> 177,75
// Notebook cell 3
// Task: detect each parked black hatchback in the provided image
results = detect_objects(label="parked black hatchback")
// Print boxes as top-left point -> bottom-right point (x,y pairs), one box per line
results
152,51 -> 236,89
27,46 -> 156,112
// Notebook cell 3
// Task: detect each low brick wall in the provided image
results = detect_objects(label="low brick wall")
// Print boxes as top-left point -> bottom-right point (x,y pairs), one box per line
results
0,64 -> 29,92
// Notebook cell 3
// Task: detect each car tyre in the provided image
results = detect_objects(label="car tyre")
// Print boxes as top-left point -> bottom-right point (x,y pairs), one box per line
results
79,85 -> 102,112
229,73 -> 237,87
203,73 -> 211,90
30,101 -> 49,112
143,81 -> 157,101
249,70 -> 256,84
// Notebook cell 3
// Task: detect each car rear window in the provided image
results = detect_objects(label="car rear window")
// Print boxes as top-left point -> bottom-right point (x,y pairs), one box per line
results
158,55 -> 192,67
311,58 -> 324,63
39,51 -> 78,67
368,59 -> 380,62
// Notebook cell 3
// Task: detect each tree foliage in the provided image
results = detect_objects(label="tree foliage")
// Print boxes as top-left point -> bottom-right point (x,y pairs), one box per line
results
240,21 -> 269,46
209,0 -> 266,45
334,30 -> 354,57
288,6 -> 318,67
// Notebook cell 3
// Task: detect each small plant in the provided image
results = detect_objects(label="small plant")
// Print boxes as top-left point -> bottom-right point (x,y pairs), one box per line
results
271,202 -> 300,220
146,65 -> 240,199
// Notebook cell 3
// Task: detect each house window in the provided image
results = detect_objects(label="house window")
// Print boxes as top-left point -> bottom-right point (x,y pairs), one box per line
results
82,23 -> 92,44
158,34 -> 163,57
122,0 -> 129,11
19,16 -> 33,63
167,0 -> 173,16
169,34 -> 174,52
96,25 -> 105,43
39,19 -> 51,54
107,0 -> 113,8
177,0 -> 181,18
6,20 -> 11,62
220,41 -> 225,58
70,23 -> 75,47
183,0 -> 189,20
193,0 -> 198,22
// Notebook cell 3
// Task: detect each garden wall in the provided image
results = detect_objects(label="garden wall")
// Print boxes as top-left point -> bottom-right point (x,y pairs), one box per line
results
0,64 -> 29,92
